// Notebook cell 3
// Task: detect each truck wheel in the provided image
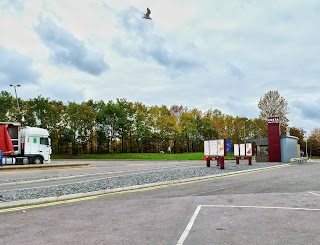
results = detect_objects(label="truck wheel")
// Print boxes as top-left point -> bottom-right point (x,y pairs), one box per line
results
22,158 -> 29,165
33,156 -> 43,164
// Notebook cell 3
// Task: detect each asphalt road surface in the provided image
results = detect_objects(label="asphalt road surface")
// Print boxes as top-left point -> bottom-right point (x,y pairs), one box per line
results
1,160 -> 320,245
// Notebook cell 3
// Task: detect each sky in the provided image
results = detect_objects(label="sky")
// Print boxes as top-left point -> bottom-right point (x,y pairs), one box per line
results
0,0 -> 319,134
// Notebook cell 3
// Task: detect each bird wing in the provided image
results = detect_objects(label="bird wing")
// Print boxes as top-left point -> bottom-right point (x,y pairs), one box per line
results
146,8 -> 151,15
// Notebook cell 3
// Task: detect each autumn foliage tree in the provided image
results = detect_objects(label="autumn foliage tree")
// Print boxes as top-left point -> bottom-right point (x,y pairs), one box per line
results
308,128 -> 320,156
1,89 -> 317,156
258,90 -> 289,127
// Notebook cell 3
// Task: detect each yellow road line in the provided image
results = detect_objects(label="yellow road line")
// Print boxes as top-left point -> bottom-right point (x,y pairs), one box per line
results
0,164 -> 290,213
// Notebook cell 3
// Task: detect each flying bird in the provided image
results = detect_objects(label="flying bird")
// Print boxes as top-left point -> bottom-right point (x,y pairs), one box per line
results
142,8 -> 152,20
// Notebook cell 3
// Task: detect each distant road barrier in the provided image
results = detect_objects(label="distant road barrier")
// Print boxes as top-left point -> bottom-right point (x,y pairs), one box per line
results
290,157 -> 308,163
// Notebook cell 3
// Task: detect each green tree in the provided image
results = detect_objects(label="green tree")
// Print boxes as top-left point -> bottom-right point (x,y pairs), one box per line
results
2,92 -> 314,155
114,98 -> 135,153
170,105 -> 188,152
179,109 -> 201,152
96,100 -> 130,153
0,91 -> 15,121
23,96 -> 62,129
232,116 -> 246,143
250,118 -> 268,139
205,109 -> 225,139
147,105 -> 169,152
224,115 -> 236,143
289,127 -> 305,148
132,102 -> 151,153
66,101 -> 95,154
95,100 -> 109,153
197,116 -> 218,140
44,100 -> 67,154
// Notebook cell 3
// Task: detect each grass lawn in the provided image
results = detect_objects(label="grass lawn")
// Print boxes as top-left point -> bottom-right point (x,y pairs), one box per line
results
52,152 -> 236,161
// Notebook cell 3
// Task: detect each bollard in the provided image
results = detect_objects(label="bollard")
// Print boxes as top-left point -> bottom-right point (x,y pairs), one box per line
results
236,157 -> 240,164
206,159 -> 210,167
219,157 -> 224,169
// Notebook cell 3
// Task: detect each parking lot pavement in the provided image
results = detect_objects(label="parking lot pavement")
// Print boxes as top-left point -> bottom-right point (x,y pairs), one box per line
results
0,160 -> 319,245
177,191 -> 320,245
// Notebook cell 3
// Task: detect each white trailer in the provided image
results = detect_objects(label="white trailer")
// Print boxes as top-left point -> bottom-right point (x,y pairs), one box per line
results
0,122 -> 52,165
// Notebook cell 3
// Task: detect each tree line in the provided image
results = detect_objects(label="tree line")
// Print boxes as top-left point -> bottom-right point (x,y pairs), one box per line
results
0,90 -> 319,156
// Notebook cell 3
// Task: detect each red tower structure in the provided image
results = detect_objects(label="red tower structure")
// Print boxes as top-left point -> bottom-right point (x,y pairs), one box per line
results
267,117 -> 281,162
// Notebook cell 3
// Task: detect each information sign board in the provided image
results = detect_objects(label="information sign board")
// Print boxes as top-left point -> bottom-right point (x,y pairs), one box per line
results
246,143 -> 253,156
210,140 -> 218,156
204,141 -> 210,156
203,139 -> 226,157
217,139 -> 225,156
234,144 -> 239,156
239,144 -> 246,156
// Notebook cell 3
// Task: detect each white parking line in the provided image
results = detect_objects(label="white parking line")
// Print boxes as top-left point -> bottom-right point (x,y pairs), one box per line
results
308,191 -> 320,197
177,204 -> 320,245
176,205 -> 202,245
200,204 -> 320,211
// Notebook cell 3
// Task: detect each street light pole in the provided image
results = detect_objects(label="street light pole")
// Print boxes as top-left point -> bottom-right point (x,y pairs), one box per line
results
306,137 -> 308,159
244,121 -> 245,141
10,84 -> 21,113
243,119 -> 248,142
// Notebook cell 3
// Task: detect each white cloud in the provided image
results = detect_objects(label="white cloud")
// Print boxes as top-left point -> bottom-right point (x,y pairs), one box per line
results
0,0 -> 319,133
34,17 -> 109,76
113,6 -> 203,75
